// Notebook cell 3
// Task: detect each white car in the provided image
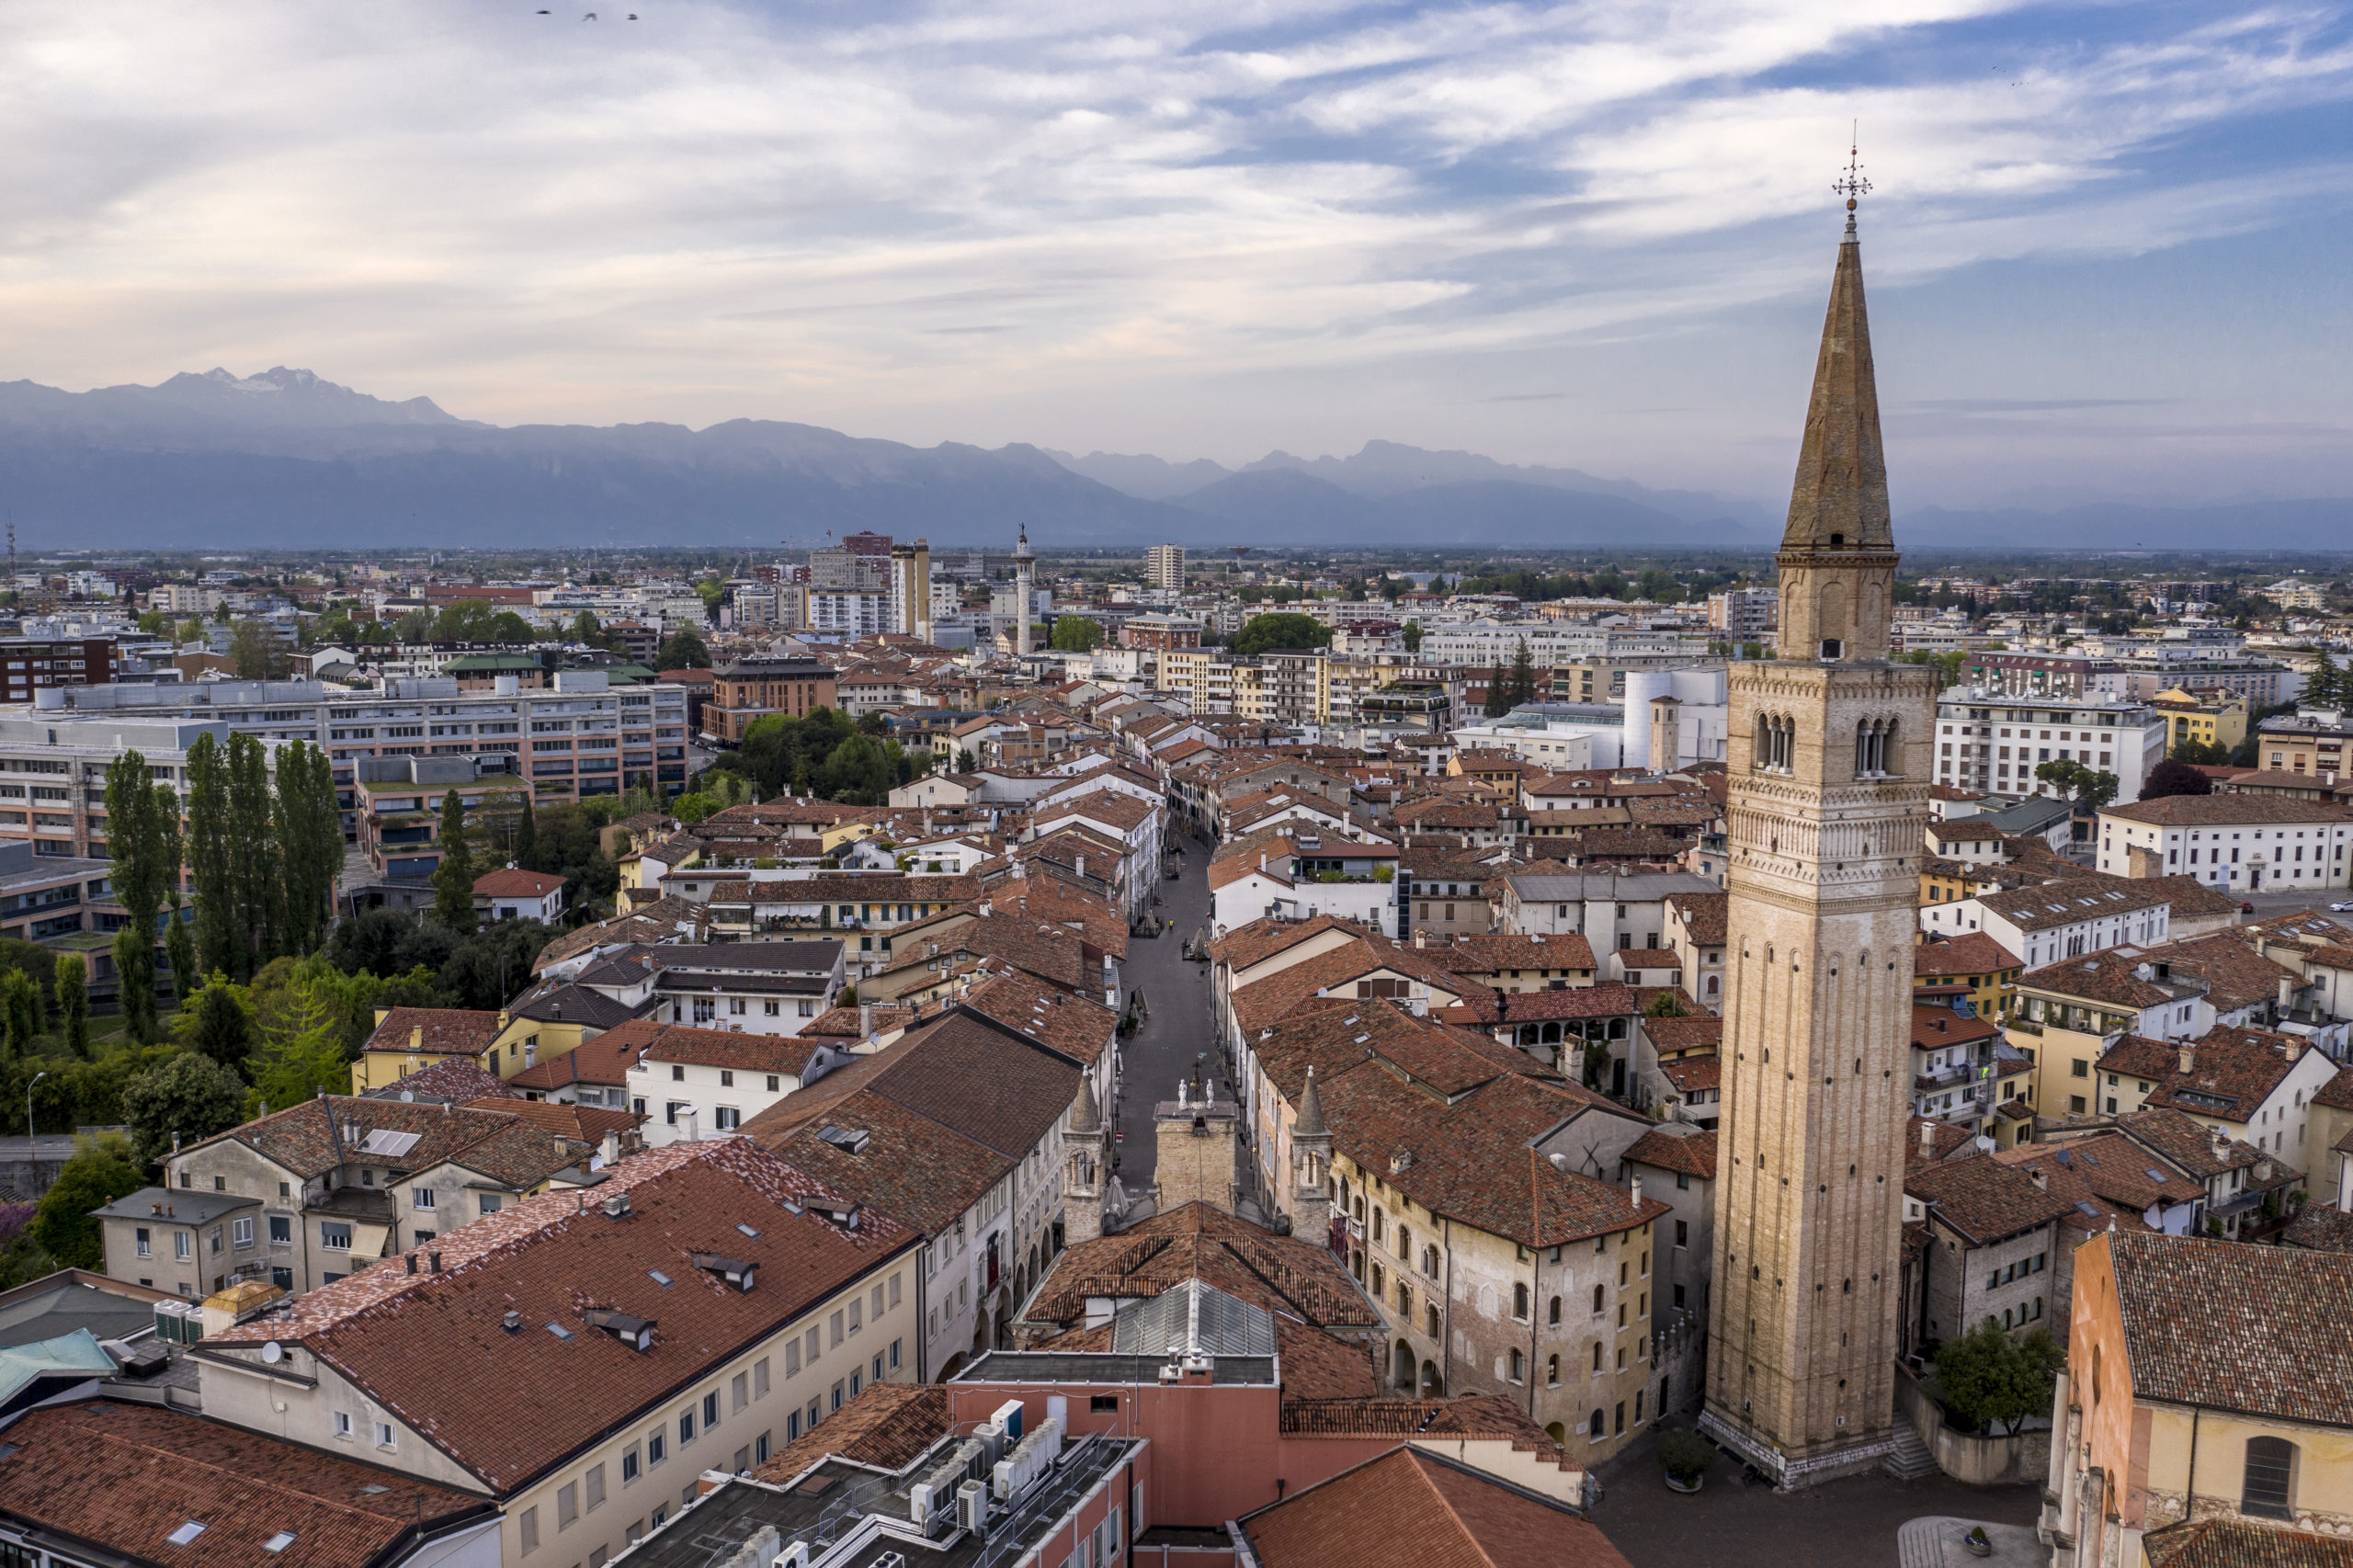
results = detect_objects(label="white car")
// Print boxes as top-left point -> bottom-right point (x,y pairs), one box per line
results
2332,901 -> 2353,913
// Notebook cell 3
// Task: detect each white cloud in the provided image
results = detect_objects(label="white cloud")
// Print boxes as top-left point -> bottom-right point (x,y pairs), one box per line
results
1,0 -> 2348,499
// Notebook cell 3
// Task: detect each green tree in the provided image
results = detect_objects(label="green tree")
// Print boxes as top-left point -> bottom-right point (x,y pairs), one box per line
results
227,619 -> 285,679
515,792 -> 540,871
2140,757 -> 2213,799
228,732 -> 283,973
1232,613 -> 1332,657
2035,759 -> 2119,812
54,955 -> 87,1058
163,912 -> 199,1006
28,1133 -> 144,1268
1050,616 -> 1103,653
571,609 -> 606,646
1483,664 -> 1509,719
0,971 -> 39,1057
654,629 -> 711,669
1402,620 -> 1422,653
273,741 -> 344,956
433,790 -> 478,933
176,972 -> 256,1075
246,957 -> 366,1111
121,1053 -> 249,1174
1934,1322 -> 2063,1437
185,733 -> 240,979
438,920 -> 561,1011
103,749 -> 182,1043
2306,649 -> 2344,709
430,795 -> 475,927
1506,638 -> 1540,708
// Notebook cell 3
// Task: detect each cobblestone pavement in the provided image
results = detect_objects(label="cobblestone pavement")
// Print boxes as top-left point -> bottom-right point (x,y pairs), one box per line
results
1591,1426 -> 2041,1568
1108,824 -> 1218,1194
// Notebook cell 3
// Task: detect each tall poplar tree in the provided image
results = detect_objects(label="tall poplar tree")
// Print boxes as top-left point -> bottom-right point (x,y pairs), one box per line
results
186,733 -> 243,980
101,750 -> 180,1043
226,733 -> 282,976
432,790 -> 477,933
273,742 -> 343,955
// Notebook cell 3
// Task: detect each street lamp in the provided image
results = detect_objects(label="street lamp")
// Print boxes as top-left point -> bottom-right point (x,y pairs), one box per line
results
28,1071 -> 48,1142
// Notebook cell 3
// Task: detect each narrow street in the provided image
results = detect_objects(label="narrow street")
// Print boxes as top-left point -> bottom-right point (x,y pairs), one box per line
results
1110,821 -> 1218,1195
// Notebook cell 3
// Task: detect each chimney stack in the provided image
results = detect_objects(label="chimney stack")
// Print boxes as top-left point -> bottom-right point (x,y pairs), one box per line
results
1919,1120 -> 1935,1157
2179,1045 -> 2195,1075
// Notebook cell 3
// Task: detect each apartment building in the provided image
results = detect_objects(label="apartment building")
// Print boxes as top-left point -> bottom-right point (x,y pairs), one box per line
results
0,714 -> 235,860
0,839 -> 127,944
0,635 -> 118,706
703,658 -> 840,743
196,1138 -> 920,1568
1144,543 -> 1186,590
1932,691 -> 2165,802
2254,705 -> 2351,783
2097,794 -> 2353,894
18,672 -> 691,823
94,1094 -> 626,1297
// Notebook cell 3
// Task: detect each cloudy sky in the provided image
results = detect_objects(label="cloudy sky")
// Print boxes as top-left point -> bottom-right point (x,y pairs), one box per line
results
6,0 -> 2351,510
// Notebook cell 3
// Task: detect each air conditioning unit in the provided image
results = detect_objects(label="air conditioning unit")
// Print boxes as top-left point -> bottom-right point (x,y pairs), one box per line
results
955,1480 -> 988,1534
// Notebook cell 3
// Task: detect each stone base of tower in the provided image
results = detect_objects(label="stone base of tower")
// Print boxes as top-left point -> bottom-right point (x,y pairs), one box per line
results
1698,1404 -> 1897,1492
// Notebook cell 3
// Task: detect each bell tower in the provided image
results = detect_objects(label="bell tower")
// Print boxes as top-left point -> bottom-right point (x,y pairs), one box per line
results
1699,174 -> 1937,1487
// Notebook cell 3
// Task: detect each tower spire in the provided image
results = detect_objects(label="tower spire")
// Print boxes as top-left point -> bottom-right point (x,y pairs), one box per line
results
1774,157 -> 1894,663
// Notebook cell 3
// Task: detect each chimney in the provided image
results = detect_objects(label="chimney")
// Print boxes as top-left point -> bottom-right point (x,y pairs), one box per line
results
428,1251 -> 442,1273
409,1026 -> 423,1050
2029,1167 -> 2047,1191
860,1002 -> 873,1037
1630,1174 -> 1643,1209
1919,1121 -> 1935,1157
2278,977 -> 2294,1012
1415,929 -> 1427,949
2179,1045 -> 2195,1075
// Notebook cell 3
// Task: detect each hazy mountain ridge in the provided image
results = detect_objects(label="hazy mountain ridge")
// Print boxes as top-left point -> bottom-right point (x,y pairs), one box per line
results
0,369 -> 2337,551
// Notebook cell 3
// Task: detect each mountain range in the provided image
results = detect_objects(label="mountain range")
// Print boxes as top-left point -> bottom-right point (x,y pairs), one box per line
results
0,368 -> 2343,553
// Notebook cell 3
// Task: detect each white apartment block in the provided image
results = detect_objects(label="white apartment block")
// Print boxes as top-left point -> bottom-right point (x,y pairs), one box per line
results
1145,544 -> 1186,591
2097,796 -> 2353,895
1933,692 -> 2165,803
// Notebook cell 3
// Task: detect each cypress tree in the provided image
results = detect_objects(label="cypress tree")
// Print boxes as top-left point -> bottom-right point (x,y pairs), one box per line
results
1483,665 -> 1508,718
55,954 -> 88,1058
515,793 -> 539,872
433,790 -> 478,934
101,750 -> 176,1044
165,911 -> 199,1007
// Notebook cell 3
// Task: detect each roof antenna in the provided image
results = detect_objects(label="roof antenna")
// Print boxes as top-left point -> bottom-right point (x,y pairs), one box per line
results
1833,122 -> 1872,238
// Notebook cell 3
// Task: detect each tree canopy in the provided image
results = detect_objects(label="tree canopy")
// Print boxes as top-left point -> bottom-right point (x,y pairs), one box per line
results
1934,1322 -> 2063,1436
655,629 -> 711,669
2140,757 -> 2214,800
1233,613 -> 1331,657
1050,616 -> 1103,653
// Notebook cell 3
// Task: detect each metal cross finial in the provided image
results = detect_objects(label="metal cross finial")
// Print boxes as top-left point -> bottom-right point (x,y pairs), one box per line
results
1833,123 -> 1871,211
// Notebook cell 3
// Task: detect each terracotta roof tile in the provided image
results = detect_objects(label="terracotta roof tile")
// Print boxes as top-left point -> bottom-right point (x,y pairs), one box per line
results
1912,933 -> 2022,979
358,1006 -> 505,1059
752,1382 -> 948,1483
507,1028 -> 654,1090
473,868 -> 567,899
0,1400 -> 488,1568
1025,1201 -> 1378,1334
2105,1231 -> 2353,1426
2143,1517 -> 2353,1568
206,1139 -> 917,1494
1237,1446 -> 1623,1568
2141,1026 -> 2313,1125
1624,1126 -> 1716,1180
2102,795 -> 2353,827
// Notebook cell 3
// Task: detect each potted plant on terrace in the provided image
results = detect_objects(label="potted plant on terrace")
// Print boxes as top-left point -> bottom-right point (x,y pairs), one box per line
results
1658,1430 -> 1716,1494
1964,1525 -> 1993,1558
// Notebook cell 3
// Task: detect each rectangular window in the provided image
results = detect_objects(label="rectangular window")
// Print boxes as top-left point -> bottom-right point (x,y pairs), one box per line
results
703,1391 -> 720,1427
586,1463 -> 605,1510
269,1214 -> 291,1244
786,1340 -> 801,1377
176,1232 -> 191,1260
678,1411 -> 695,1444
556,1483 -> 579,1530
754,1358 -> 770,1397
806,1326 -> 821,1363
621,1446 -> 641,1483
320,1221 -> 352,1251
847,1299 -> 862,1335
832,1381 -> 846,1412
890,1338 -> 903,1370
232,1217 -> 255,1248
136,1227 -> 151,1257
519,1508 -> 540,1554
480,1194 -> 503,1217
890,1272 -> 903,1308
648,1432 -> 666,1465
414,1188 -> 436,1210
830,1310 -> 845,1346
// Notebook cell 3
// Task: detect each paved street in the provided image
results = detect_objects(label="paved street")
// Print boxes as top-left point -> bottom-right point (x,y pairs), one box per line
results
1592,1426 -> 2041,1568
1109,822 -> 1219,1194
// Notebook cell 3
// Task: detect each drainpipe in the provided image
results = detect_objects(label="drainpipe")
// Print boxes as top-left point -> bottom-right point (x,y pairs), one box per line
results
1527,1252 -> 1542,1420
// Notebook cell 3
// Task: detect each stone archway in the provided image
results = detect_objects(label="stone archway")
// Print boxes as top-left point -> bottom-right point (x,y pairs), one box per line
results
1419,1360 -> 1443,1397
1392,1340 -> 1415,1391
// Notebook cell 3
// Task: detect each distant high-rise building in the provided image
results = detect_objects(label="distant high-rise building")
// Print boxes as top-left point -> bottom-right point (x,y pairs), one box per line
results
1145,543 -> 1186,591
888,540 -> 933,642
1700,199 -> 1937,1488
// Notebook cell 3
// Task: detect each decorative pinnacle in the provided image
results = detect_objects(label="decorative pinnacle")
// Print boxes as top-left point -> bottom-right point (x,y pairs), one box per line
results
1832,123 -> 1871,215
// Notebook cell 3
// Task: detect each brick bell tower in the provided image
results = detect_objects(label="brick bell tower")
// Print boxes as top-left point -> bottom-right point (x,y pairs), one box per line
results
1699,181 -> 1937,1487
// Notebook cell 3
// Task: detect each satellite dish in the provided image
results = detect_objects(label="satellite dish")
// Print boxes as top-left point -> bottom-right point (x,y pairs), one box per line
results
262,1342 -> 283,1365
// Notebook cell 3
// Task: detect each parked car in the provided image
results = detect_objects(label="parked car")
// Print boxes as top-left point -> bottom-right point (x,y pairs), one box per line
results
2330,901 -> 2353,913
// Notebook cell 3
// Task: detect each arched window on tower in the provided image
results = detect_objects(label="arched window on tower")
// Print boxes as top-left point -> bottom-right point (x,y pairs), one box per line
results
1855,717 -> 1897,778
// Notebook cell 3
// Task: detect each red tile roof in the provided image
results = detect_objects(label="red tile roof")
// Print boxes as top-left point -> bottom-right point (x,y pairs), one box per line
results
1624,1126 -> 1716,1180
752,1382 -> 948,1483
2104,1231 -> 2353,1427
358,1006 -> 504,1059
1236,1446 -> 1626,1568
206,1139 -> 917,1494
0,1400 -> 490,1568
1025,1201 -> 1378,1334
473,868 -> 567,899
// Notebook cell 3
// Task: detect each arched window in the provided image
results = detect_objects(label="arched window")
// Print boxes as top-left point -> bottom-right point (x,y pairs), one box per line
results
1398,1224 -> 1411,1261
1372,1209 -> 1383,1243
1422,1244 -> 1440,1278
1426,1304 -> 1441,1338
1397,1280 -> 1412,1314
1549,1294 -> 1563,1325
1546,1354 -> 1560,1387
1591,1342 -> 1603,1372
2243,1437 -> 2296,1520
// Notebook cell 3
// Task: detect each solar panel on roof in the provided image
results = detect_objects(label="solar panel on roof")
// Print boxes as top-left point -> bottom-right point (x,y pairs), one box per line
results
2075,1201 -> 2102,1219
2145,1168 -> 2170,1183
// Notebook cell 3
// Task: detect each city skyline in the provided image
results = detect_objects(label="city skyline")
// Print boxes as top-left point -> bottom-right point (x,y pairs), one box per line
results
4,1 -> 2350,514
